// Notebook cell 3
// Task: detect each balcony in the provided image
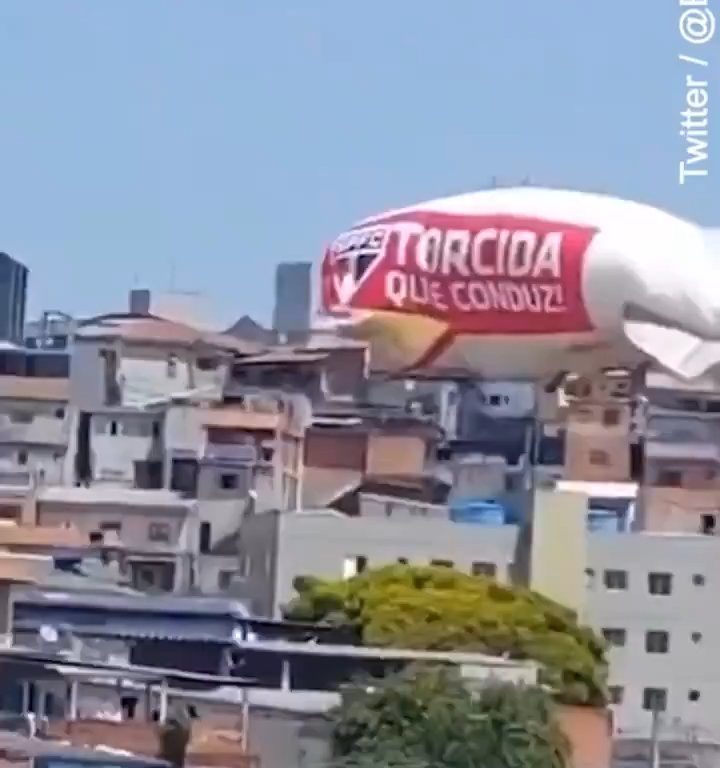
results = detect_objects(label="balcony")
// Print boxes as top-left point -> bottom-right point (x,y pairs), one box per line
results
645,441 -> 720,463
0,415 -> 67,446
202,442 -> 258,466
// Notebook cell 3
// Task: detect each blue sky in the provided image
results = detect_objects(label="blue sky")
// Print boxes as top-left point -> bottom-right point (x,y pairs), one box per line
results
0,1 -> 716,327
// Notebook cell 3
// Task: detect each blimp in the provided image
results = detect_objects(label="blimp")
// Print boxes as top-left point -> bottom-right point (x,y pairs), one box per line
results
319,187 -> 720,384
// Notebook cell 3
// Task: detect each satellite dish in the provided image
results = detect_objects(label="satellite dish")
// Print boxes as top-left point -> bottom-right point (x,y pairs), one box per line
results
39,624 -> 59,644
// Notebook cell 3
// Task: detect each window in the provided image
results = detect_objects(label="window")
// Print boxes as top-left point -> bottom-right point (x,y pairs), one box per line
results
9,412 -> 33,424
585,568 -> 596,589
642,688 -> 668,712
691,631 -> 703,643
602,628 -> 627,647
604,569 -> 628,590
100,521 -> 121,533
197,357 -> 219,371
701,514 -> 716,535
489,395 -> 502,406
199,522 -> 211,554
217,570 -> 234,590
167,356 -> 178,378
692,573 -> 706,586
431,559 -> 454,568
648,572 -> 673,595
608,686 -> 625,705
110,420 -> 118,436
689,689 -> 701,702
602,408 -> 620,426
657,469 -> 682,487
589,449 -> 609,466
342,555 -> 367,579
219,473 -> 238,490
645,630 -> 670,654
17,450 -> 27,466
148,522 -> 171,543
151,421 -> 161,439
54,408 -> 65,419
472,561 -> 497,578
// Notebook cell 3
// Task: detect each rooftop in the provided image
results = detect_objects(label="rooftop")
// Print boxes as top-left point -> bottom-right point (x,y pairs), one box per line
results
75,313 -> 259,355
201,407 -> 280,431
15,589 -> 251,618
36,486 -> 194,510
0,376 -> 69,402
0,523 -> 90,549
234,350 -> 328,366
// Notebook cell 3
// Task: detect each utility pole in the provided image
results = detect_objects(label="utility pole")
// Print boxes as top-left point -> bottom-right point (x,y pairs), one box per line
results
649,708 -> 661,768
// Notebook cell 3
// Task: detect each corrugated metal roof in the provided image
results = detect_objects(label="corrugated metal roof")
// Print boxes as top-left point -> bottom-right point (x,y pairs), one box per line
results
15,588 -> 251,617
14,616 -> 234,643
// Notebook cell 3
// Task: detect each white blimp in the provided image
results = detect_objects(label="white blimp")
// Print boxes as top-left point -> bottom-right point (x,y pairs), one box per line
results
319,187 -> 720,383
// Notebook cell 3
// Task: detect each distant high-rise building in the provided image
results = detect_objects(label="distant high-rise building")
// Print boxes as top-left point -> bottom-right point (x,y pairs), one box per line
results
272,262 -> 312,340
0,252 -> 29,344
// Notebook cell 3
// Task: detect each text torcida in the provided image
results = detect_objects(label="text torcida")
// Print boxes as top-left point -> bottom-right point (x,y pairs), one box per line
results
333,223 -> 571,315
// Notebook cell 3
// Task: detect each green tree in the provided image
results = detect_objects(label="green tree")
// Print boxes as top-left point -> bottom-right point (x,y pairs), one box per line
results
330,665 -> 571,768
284,565 -> 607,706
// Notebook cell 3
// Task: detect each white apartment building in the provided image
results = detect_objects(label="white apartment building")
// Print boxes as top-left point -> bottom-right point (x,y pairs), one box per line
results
236,492 -> 720,741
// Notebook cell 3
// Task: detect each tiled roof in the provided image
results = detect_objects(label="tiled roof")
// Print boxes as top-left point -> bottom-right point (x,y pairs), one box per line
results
76,313 -> 260,355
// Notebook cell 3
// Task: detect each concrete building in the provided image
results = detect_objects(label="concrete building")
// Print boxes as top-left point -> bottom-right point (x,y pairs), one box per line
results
35,485 -> 199,593
0,253 -> 29,345
638,371 -> 720,534
225,342 -> 368,405
24,311 -> 76,350
562,371 -> 637,482
272,262 -> 312,342
234,487 -> 720,741
302,409 -> 443,507
0,374 -> 70,487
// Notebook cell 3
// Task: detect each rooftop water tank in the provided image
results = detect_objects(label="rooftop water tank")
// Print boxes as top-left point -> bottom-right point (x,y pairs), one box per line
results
450,499 -> 506,526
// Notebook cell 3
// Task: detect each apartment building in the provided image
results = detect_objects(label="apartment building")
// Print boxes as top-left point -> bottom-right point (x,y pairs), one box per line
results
586,533 -> 720,740
235,488 -> 720,741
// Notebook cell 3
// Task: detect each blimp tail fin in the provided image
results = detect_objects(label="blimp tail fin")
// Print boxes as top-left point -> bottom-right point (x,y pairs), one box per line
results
623,319 -> 720,380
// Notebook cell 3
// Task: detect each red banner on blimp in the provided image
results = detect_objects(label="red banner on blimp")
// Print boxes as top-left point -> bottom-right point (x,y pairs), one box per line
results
321,211 -> 597,335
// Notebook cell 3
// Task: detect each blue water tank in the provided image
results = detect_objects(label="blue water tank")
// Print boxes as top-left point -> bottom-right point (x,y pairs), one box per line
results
450,499 -> 506,525
587,508 -> 621,533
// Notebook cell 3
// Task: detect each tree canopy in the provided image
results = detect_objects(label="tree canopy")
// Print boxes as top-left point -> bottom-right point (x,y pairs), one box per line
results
329,664 -> 571,768
284,564 -> 607,706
